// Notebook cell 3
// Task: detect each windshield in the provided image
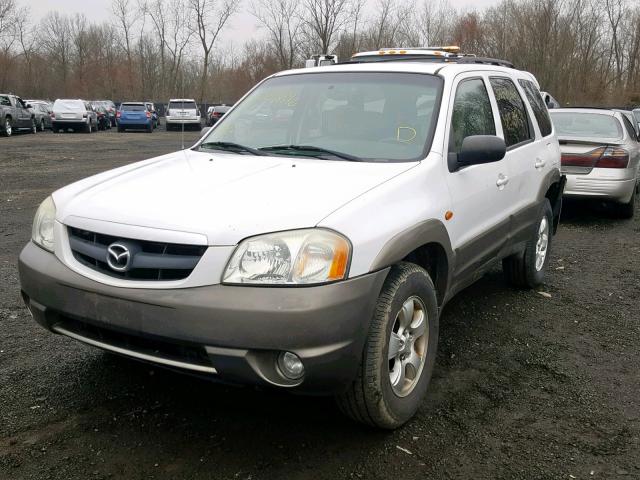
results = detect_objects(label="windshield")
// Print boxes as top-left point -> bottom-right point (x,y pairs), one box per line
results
202,72 -> 442,162
550,112 -> 622,139
169,101 -> 197,110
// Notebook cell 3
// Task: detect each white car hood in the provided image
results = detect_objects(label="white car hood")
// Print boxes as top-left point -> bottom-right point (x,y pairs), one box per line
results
54,149 -> 415,245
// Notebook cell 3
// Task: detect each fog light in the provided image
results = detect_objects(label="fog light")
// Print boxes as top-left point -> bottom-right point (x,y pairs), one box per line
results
277,351 -> 304,380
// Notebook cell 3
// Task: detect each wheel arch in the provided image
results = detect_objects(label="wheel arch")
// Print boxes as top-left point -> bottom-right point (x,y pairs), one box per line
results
369,219 -> 453,306
538,170 -> 566,234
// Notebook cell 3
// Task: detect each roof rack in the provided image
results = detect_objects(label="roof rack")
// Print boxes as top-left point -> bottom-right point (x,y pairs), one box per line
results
346,48 -> 515,69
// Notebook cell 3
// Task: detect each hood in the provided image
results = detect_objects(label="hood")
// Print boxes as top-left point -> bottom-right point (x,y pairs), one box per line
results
54,149 -> 416,245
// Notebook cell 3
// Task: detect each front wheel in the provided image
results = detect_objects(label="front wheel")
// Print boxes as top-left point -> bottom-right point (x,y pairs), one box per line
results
503,199 -> 553,288
336,262 -> 439,429
2,118 -> 11,137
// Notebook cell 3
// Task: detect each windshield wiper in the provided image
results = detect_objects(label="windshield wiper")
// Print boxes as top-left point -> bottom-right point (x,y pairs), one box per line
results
199,141 -> 267,156
259,145 -> 362,161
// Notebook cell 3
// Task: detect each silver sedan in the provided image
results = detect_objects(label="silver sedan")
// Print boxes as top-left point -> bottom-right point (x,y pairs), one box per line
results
550,108 -> 640,218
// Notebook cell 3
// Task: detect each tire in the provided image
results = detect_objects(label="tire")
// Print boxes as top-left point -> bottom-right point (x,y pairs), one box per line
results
84,121 -> 92,134
39,119 -> 45,132
618,191 -> 636,219
503,199 -> 553,288
30,118 -> 37,134
2,117 -> 13,137
117,126 -> 124,133
336,262 -> 439,429
147,123 -> 153,133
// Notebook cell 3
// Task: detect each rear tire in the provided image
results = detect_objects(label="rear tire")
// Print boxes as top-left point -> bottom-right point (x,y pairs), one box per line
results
39,119 -> 45,132
618,189 -> 636,219
503,199 -> 553,288
2,117 -> 11,137
117,126 -> 124,133
336,262 -> 439,429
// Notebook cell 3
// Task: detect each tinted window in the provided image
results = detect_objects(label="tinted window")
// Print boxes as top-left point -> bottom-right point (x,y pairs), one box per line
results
490,77 -> 532,147
122,104 -> 146,111
518,79 -> 552,137
203,72 -> 443,162
620,115 -> 638,141
450,78 -> 496,153
550,112 -> 622,139
0,96 -> 11,106
169,101 -> 197,110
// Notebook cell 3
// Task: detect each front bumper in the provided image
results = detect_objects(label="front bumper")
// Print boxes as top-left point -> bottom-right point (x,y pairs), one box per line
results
19,242 -> 388,394
563,171 -> 637,203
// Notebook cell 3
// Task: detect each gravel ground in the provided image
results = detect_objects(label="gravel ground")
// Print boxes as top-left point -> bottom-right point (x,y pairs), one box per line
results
1,128 -> 639,480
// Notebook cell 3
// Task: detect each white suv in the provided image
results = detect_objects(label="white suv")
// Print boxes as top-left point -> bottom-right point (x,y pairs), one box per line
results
19,50 -> 564,429
165,98 -> 201,130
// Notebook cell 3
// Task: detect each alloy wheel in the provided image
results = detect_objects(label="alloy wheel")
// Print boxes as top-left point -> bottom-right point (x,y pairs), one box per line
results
388,296 -> 428,397
535,216 -> 549,271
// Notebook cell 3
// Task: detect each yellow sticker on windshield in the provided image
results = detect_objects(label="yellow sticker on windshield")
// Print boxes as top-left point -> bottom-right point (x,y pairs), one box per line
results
397,126 -> 417,143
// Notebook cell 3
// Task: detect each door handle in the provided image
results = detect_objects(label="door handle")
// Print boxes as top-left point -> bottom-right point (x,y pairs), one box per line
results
496,174 -> 509,188
535,158 -> 546,169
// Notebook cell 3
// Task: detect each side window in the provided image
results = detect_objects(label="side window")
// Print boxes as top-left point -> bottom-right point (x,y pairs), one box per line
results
449,78 -> 496,154
621,115 -> 638,141
518,79 -> 552,137
0,96 -> 10,106
489,77 -> 532,147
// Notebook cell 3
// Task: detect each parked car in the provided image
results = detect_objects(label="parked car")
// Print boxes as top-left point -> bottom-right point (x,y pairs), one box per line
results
550,108 -> 640,218
632,108 -> 640,131
541,91 -> 560,109
52,99 -> 98,133
26,100 -> 54,131
18,48 -> 564,429
95,100 -> 117,126
206,105 -> 231,126
144,102 -> 160,129
165,98 -> 201,130
93,104 -> 111,131
613,109 -> 640,137
117,102 -> 154,132
0,94 -> 37,136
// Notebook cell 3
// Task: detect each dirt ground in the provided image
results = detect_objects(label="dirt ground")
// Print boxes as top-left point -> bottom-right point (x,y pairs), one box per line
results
0,128 -> 639,480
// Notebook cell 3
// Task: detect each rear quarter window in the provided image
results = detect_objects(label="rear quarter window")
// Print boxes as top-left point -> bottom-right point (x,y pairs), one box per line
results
518,79 -> 553,137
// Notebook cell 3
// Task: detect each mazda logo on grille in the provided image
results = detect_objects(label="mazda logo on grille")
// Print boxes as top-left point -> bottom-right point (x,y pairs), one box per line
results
106,243 -> 132,272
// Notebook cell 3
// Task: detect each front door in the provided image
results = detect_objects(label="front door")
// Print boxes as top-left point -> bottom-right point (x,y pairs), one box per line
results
443,73 -> 512,287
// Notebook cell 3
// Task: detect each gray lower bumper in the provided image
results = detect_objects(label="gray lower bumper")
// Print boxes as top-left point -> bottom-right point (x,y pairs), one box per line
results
19,242 -> 388,394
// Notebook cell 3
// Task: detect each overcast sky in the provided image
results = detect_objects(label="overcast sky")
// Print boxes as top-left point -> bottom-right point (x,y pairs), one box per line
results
21,0 -> 500,48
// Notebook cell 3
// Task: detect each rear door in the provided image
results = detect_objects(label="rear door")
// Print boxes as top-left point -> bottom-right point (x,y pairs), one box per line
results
444,73 -> 512,284
487,77 -> 543,247
14,97 -> 30,128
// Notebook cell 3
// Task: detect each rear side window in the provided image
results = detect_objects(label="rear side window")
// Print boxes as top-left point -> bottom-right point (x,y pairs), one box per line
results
490,77 -> 532,147
518,79 -> 552,137
0,96 -> 11,106
449,78 -> 496,153
620,115 -> 638,141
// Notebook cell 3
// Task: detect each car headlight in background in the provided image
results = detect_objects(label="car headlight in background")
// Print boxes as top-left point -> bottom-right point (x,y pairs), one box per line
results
32,196 -> 56,252
223,229 -> 350,285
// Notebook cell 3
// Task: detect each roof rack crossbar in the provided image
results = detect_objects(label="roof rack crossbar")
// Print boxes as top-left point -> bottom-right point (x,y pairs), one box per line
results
343,55 -> 515,69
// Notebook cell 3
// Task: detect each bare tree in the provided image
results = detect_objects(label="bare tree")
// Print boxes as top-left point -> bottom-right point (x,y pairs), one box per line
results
188,0 -> 240,102
252,0 -> 303,69
303,0 -> 352,54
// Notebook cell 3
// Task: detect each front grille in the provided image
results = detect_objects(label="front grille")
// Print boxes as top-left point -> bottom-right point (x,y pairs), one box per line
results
54,314 -> 213,370
68,226 -> 207,281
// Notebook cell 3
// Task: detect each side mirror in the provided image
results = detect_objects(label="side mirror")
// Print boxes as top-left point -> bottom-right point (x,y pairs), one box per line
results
26,103 -> 32,109
449,135 -> 506,171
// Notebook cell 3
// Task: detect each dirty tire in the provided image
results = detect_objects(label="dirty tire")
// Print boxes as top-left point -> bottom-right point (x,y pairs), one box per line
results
336,262 -> 439,429
503,199 -> 553,288
3,117 -> 13,137
618,192 -> 635,219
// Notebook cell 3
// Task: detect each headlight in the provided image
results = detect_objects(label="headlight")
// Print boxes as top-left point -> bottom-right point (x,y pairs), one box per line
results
223,229 -> 350,285
32,196 -> 56,252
